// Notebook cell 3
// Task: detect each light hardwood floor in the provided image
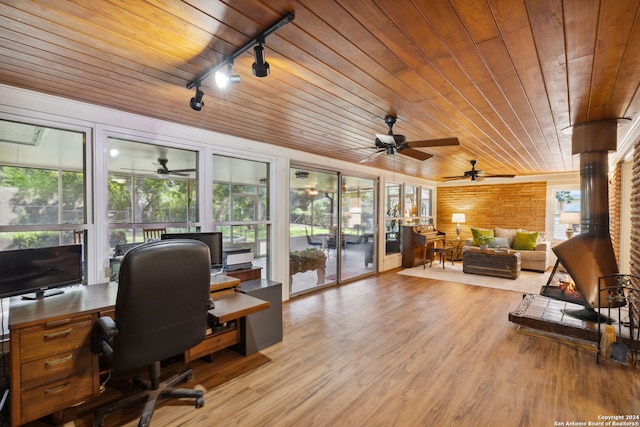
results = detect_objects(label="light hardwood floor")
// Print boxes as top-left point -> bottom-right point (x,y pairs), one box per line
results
27,269 -> 640,426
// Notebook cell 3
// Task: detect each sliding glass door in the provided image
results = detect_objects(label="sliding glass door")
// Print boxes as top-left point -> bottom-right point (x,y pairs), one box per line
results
340,175 -> 376,280
289,167 -> 376,296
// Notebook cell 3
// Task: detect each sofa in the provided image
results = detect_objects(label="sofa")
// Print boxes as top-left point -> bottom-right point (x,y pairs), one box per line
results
461,227 -> 553,272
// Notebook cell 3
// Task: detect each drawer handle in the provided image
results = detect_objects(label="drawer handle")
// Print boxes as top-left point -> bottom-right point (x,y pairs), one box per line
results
44,383 -> 70,394
44,355 -> 73,366
43,329 -> 72,339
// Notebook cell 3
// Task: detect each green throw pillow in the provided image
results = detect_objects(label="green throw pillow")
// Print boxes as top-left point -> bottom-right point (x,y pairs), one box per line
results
513,231 -> 539,250
471,228 -> 494,246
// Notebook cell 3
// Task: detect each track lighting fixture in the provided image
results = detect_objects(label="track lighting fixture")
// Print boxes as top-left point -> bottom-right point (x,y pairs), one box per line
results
186,12 -> 294,109
252,37 -> 270,78
215,62 -> 241,89
189,84 -> 205,111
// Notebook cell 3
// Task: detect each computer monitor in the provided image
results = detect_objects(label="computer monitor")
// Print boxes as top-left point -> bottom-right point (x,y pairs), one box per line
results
0,244 -> 83,300
160,232 -> 223,269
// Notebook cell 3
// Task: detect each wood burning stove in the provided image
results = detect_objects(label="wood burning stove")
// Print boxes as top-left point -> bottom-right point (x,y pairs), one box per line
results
542,120 -> 623,321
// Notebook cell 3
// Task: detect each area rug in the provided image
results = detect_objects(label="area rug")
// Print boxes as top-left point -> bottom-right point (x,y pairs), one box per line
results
398,261 -> 550,294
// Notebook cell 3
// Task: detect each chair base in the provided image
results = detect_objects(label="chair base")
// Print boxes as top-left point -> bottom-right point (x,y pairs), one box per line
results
94,365 -> 204,427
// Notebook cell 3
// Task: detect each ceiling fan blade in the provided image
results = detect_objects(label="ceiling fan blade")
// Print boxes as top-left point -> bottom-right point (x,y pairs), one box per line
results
359,149 -> 385,163
397,147 -> 433,161
441,175 -> 466,181
483,174 -> 515,178
406,137 -> 460,148
168,168 -> 197,173
120,167 -> 155,172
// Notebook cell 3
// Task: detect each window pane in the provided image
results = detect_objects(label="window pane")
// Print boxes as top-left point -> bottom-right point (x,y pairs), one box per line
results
212,156 -> 268,222
385,183 -> 401,254
108,175 -> 132,223
0,120 -> 86,248
62,171 -> 85,224
420,187 -> 433,220
0,166 -> 59,225
553,189 -> 581,241
107,138 -> 198,225
405,185 -> 418,223
212,155 -> 270,279
0,230 -> 64,250
213,183 -> 231,221
134,177 -> 191,222
232,194 -> 256,221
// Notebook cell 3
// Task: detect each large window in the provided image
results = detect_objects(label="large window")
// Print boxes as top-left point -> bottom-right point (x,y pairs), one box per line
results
0,119 -> 86,250
384,182 -> 434,254
553,189 -> 581,241
107,138 -> 198,250
212,155 -> 270,277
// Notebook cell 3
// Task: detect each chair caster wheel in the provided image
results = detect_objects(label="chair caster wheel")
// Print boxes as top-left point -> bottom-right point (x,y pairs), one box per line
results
195,396 -> 205,408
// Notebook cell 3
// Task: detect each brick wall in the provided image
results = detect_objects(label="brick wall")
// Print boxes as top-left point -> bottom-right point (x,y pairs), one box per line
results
436,182 -> 547,240
631,141 -> 640,278
609,163 -> 622,266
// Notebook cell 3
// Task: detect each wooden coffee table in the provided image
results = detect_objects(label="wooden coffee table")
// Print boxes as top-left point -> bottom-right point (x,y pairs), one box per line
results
463,248 -> 521,279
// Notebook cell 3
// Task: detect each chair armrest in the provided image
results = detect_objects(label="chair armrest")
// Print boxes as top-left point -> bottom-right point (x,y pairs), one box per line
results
92,316 -> 118,355
96,316 -> 119,337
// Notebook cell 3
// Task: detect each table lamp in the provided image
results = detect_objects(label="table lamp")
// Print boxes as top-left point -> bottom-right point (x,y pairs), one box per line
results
451,213 -> 466,240
559,212 -> 580,239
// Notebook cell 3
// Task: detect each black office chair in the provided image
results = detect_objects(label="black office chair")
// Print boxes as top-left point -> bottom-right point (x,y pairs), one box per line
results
92,239 -> 212,427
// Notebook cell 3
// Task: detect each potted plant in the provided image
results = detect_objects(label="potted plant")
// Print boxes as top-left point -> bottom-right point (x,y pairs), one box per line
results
477,235 -> 494,251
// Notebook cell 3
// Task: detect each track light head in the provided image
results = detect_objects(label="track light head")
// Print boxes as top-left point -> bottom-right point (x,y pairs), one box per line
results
252,43 -> 270,77
215,63 -> 241,88
190,86 -> 205,111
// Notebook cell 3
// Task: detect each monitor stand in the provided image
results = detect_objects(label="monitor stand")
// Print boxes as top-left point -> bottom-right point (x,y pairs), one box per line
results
21,289 -> 65,300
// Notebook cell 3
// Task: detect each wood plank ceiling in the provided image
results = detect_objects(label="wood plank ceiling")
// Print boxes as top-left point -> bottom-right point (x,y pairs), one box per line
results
1,0 -> 639,181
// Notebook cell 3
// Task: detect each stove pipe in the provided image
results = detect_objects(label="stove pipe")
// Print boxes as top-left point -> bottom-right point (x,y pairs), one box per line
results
552,120 -> 619,309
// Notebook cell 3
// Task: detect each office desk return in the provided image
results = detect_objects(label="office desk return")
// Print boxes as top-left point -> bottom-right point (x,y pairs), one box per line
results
8,275 -> 268,427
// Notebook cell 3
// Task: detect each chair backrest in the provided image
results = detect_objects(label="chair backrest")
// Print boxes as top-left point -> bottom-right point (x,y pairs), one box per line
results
143,227 -> 167,240
112,239 -> 211,371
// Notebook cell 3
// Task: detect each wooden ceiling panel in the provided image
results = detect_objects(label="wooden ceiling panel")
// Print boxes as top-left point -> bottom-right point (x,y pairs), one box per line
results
588,0 -> 640,121
0,0 -> 638,181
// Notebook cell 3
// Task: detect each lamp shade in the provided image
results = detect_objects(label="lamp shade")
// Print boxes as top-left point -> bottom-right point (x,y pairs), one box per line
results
451,213 -> 466,223
559,212 -> 581,224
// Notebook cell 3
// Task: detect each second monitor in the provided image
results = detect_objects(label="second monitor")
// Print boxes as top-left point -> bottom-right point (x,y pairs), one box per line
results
161,232 -> 223,269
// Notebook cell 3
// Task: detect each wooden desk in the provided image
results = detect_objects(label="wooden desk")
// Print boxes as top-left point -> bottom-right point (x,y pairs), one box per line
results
8,275 -> 267,426
224,266 -> 262,282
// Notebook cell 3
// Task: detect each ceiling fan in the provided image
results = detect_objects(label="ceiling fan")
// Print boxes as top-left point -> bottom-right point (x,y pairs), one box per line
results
154,158 -> 196,177
360,115 -> 459,163
121,158 -> 196,177
442,160 -> 515,181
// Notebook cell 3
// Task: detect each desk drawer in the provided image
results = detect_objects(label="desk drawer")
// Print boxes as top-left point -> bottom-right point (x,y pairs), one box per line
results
20,369 -> 94,423
185,326 -> 240,362
21,316 -> 93,360
21,345 -> 94,387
